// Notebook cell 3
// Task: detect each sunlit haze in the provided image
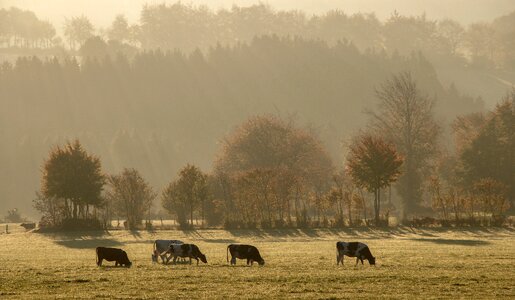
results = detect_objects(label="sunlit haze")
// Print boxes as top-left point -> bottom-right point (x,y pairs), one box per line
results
3,0 -> 515,28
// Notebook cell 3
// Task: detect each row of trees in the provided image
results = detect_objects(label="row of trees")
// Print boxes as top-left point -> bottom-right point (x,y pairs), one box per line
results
0,36 -> 483,217
430,91 -> 514,225
3,4 -> 515,69
34,140 -> 157,229
33,73 -> 512,229
0,7 -> 56,48
77,4 -> 508,70
133,4 -> 515,69
35,124 -> 402,229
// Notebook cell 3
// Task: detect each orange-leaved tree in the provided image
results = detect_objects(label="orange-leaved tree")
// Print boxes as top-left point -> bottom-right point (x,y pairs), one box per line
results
346,134 -> 403,225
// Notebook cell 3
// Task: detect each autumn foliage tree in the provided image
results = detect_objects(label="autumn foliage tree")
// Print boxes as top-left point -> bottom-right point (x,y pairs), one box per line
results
473,178 -> 510,223
214,115 -> 333,228
346,134 -> 403,225
39,140 -> 104,226
456,94 -> 514,209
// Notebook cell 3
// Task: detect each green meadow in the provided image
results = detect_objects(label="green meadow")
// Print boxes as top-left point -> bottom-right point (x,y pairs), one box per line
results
0,226 -> 514,299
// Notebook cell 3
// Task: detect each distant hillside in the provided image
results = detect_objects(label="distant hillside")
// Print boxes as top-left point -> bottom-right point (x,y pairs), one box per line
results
0,36 -> 485,218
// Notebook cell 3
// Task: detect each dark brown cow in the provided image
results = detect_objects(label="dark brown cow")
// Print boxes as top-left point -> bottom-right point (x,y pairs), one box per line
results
227,244 -> 265,266
96,247 -> 132,267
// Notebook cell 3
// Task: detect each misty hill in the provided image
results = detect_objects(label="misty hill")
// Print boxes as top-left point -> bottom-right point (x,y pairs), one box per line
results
0,36 -> 484,217
2,3 -> 515,110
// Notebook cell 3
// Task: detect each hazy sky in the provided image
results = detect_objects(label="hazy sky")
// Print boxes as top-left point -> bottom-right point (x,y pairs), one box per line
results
2,0 -> 515,31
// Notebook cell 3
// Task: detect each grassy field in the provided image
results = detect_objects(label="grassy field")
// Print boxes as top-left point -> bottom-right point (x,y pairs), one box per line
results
0,225 -> 514,299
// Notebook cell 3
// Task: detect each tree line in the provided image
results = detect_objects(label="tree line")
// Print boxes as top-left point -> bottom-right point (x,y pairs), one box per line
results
0,36 -> 484,217
0,7 -> 56,49
33,74 -> 513,229
2,4 -> 515,70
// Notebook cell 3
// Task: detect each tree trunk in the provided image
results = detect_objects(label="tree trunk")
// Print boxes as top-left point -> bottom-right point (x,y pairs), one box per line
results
73,202 -> 77,219
374,188 -> 380,226
376,188 -> 381,222
347,199 -> 352,226
201,198 -> 205,227
190,202 -> 194,228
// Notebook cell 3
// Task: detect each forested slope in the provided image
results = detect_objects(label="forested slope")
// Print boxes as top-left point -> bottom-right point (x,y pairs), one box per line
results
0,36 -> 484,217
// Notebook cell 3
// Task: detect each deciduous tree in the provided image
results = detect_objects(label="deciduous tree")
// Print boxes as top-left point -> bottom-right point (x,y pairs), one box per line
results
161,164 -> 208,228
370,72 -> 439,218
41,140 -> 104,220
346,134 -> 403,225
107,168 -> 156,229
214,115 -> 333,226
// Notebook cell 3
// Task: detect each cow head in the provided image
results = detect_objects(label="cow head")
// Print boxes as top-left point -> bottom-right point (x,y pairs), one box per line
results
258,259 -> 265,266
121,251 -> 132,267
199,253 -> 207,264
369,256 -> 376,265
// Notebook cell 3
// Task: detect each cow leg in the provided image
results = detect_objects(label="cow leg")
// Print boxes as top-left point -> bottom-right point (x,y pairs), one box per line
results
246,259 -> 250,265
230,257 -> 236,265
355,258 -> 359,266
189,257 -> 192,265
115,261 -> 119,267
250,260 -> 254,266
196,257 -> 199,265
97,258 -> 103,267
360,257 -> 364,265
162,253 -> 171,264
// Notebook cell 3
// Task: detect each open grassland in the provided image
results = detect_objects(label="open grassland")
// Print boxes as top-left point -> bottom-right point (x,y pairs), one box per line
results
0,226 -> 514,299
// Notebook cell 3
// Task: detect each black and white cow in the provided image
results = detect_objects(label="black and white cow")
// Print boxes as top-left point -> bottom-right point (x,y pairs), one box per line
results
163,243 -> 207,265
336,241 -> 375,266
227,244 -> 265,266
152,240 -> 184,264
96,247 -> 132,267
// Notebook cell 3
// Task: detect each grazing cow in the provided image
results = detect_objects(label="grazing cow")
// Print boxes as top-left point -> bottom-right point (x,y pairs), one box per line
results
96,247 -> 132,267
336,242 -> 375,266
152,240 -> 184,264
227,244 -> 265,266
163,243 -> 207,265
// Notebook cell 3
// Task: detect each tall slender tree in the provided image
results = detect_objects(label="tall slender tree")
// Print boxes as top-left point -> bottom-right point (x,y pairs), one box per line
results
369,72 -> 439,219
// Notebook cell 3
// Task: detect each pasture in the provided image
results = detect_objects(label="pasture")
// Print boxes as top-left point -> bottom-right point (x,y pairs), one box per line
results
0,226 -> 514,299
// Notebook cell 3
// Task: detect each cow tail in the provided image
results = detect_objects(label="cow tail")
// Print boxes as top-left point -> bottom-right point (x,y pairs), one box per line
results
226,245 -> 229,263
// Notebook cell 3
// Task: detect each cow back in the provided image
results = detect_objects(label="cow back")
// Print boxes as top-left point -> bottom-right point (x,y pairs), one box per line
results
155,239 -> 184,254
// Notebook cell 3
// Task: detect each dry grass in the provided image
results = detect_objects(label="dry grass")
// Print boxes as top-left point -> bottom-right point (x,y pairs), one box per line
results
0,225 -> 514,299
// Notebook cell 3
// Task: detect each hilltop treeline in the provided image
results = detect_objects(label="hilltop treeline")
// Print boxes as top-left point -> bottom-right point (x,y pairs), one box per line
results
2,4 -> 515,70
0,7 -> 56,48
